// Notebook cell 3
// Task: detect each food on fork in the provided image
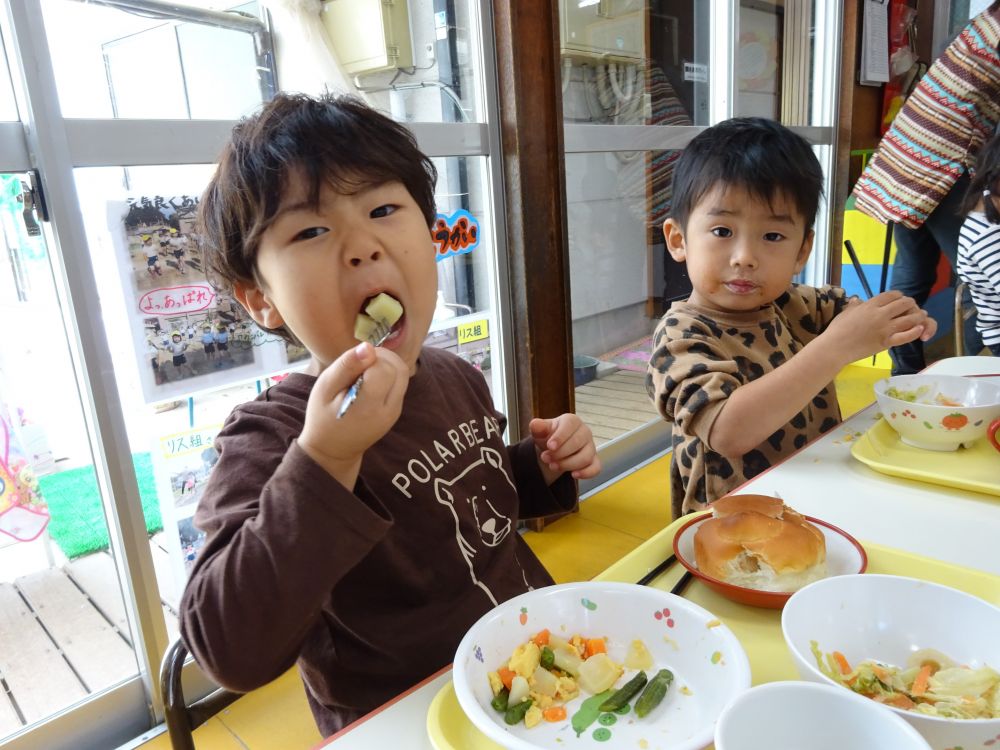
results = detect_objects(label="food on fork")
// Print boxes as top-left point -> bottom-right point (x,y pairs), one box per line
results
353,292 -> 403,343
694,494 -> 826,592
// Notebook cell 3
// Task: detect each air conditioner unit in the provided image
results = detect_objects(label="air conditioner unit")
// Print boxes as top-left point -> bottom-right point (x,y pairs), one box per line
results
560,0 -> 645,63
322,0 -> 413,75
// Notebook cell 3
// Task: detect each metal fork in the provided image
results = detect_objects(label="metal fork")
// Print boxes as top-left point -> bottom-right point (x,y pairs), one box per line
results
336,320 -> 393,419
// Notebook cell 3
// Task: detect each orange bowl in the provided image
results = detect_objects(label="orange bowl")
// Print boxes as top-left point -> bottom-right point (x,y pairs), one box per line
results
672,511 -> 868,609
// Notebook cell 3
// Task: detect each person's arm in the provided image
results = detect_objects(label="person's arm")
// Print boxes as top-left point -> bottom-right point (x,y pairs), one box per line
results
970,226 -> 1000,294
180,418 -> 393,693
182,343 -> 409,692
709,291 -> 935,457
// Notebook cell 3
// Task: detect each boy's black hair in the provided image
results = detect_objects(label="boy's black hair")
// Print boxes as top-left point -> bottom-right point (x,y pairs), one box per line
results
198,93 -> 438,340
962,131 -> 1000,224
669,117 -> 824,234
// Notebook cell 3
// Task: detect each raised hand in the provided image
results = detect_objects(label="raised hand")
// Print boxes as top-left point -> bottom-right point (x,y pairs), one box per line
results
823,291 -> 937,366
529,414 -> 602,484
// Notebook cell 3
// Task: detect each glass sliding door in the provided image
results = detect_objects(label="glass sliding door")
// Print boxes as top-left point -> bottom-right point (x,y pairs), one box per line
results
558,0 -> 843,486
0,0 -> 513,746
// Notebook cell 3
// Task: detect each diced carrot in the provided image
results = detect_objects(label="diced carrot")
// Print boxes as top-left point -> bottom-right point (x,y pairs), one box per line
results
833,651 -> 852,676
532,629 -> 551,647
497,667 -> 515,691
911,664 -> 933,697
584,638 -> 607,658
877,693 -> 915,710
542,706 -> 567,722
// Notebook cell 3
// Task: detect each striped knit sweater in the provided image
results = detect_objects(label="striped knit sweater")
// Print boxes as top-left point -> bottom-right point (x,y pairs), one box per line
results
853,7 -> 1000,229
957,212 -> 1000,346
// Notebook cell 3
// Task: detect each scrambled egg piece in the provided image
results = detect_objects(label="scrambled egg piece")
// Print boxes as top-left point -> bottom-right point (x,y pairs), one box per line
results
524,705 -> 544,729
556,676 -> 579,701
487,671 -> 503,697
509,642 -> 541,679
529,691 -> 554,710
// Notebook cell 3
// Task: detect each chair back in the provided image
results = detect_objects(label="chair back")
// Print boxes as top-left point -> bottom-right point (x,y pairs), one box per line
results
160,635 -> 241,750
955,281 -> 975,357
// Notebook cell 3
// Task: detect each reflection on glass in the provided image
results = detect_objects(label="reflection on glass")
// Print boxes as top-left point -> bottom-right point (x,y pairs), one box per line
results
564,151 -> 669,445
736,1 -> 784,120
427,157 -> 499,396
344,0 -> 484,124
735,0 -> 820,125
560,1 -> 708,127
0,174 -> 139,741
41,0 -> 268,119
0,36 -> 19,121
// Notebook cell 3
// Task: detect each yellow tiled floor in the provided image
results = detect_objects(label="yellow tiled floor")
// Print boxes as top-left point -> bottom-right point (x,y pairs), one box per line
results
138,360 -> 889,749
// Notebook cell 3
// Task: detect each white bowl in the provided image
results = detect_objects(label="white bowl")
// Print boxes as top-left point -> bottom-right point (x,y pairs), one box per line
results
714,681 -> 931,750
781,574 -> 1000,750
874,374 -> 1000,451
453,581 -> 751,750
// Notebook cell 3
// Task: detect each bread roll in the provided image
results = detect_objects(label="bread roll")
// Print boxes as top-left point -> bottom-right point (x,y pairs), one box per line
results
693,494 -> 826,592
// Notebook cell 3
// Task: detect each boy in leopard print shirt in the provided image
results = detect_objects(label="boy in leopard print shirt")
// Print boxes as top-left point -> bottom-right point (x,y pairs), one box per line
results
647,119 -> 937,518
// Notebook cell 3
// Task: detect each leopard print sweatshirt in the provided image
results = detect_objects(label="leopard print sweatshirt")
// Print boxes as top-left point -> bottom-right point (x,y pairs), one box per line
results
647,284 -> 849,518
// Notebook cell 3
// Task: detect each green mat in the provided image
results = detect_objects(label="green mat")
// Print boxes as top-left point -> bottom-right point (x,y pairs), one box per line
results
38,453 -> 163,559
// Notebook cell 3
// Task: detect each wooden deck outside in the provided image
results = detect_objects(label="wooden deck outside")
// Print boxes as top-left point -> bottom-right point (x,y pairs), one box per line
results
574,369 -> 658,444
0,536 -> 179,740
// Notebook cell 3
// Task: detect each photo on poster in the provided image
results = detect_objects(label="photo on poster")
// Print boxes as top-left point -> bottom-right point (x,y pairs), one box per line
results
110,195 -> 291,403
154,423 -> 220,582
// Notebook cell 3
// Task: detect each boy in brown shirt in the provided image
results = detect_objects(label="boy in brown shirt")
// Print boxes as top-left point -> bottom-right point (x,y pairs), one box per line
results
647,118 -> 936,518
180,93 -> 601,735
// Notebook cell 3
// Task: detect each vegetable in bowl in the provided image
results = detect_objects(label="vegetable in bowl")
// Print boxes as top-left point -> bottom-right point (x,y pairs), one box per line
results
811,644 -> 1000,720
487,628 -> 673,730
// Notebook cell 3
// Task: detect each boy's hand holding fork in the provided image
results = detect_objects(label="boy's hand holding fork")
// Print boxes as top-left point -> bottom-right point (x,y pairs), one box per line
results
299,341 -> 410,489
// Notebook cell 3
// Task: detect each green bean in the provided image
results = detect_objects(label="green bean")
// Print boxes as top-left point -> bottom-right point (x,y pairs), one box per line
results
634,668 -> 673,718
598,671 -> 647,712
504,698 -> 533,725
490,687 -> 509,712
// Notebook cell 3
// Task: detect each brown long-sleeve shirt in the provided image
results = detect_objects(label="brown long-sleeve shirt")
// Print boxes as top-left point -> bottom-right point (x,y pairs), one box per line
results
180,346 -> 576,736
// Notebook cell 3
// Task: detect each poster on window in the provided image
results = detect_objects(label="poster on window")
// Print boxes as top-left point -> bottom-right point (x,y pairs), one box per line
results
109,195 -> 303,403
153,422 -> 221,591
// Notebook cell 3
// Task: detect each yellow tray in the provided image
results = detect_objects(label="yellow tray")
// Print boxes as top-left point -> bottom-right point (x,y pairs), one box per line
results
426,681 -> 502,750
851,417 -> 1000,497
427,517 -> 1000,749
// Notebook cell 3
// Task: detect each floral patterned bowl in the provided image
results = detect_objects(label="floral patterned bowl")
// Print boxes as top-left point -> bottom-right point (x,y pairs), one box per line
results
451,581 -> 751,750
874,374 -> 1000,451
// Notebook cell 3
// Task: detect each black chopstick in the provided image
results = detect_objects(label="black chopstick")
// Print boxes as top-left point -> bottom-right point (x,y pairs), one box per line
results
843,240 -> 874,300
670,571 -> 693,597
636,554 -> 676,586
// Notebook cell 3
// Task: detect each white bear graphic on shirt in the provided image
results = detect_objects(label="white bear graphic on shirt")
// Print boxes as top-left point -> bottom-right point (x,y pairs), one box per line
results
432,446 -> 529,605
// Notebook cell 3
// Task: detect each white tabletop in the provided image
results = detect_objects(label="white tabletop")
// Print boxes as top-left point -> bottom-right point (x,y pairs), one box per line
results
737,356 -> 1000,576
315,356 -> 1000,750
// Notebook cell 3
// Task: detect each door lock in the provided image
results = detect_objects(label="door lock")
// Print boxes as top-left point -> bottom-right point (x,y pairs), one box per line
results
19,169 -> 48,237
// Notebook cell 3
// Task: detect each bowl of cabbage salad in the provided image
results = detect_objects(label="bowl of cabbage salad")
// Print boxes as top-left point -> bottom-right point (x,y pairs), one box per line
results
782,574 -> 1000,750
